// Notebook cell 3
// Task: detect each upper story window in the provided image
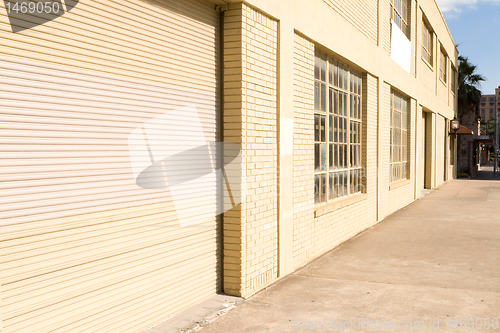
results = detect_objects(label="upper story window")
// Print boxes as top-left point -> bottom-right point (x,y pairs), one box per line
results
390,0 -> 409,37
422,20 -> 433,65
390,90 -> 409,183
314,51 -> 363,205
439,47 -> 447,83
489,97 -> 495,102
451,66 -> 456,94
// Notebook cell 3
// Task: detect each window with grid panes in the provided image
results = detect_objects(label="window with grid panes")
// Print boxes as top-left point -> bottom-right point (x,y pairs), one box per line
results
439,47 -> 447,83
314,51 -> 363,204
390,90 -> 409,183
422,20 -> 433,65
390,0 -> 409,37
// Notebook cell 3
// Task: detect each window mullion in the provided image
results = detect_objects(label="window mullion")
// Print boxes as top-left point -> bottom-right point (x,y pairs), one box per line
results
326,64 -> 330,203
346,70 -> 351,196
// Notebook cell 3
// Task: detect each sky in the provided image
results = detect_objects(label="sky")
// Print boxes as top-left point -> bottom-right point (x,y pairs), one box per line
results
436,0 -> 500,94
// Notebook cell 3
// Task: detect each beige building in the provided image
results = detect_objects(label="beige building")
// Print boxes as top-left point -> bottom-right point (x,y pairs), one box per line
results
480,87 -> 500,121
0,0 -> 457,332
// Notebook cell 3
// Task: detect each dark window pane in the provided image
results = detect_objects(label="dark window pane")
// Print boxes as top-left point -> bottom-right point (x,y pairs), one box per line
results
315,114 -> 320,142
339,67 -> 343,89
334,116 -> 338,142
329,60 -> 333,84
321,83 -> 326,112
350,122 -> 353,143
329,88 -> 333,114
321,58 -> 326,82
339,92 -> 343,116
329,173 -> 334,200
334,90 -> 339,115
344,146 -> 348,169
339,144 -> 343,168
334,63 -> 338,87
315,56 -> 320,79
314,81 -> 320,111
321,174 -> 327,202
321,116 -> 326,142
344,94 -> 348,116
329,115 -> 333,142
344,69 -> 348,90
350,145 -> 353,167
352,146 -> 356,167
315,143 -> 320,172
344,118 -> 348,143
329,144 -> 334,169
338,117 -> 343,143
334,144 -> 339,169
315,174 -> 320,204
350,94 -> 354,118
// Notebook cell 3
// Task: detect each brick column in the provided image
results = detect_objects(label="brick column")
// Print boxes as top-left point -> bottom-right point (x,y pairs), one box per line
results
222,3 -> 279,297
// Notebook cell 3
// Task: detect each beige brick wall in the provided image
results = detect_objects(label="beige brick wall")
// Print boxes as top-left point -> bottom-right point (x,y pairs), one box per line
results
291,40 -> 378,268
419,59 -> 436,95
437,47 -> 449,104
438,78 -> 448,104
379,84 -> 417,219
324,0 -> 378,45
382,0 -> 391,54
312,73 -> 378,260
292,33 -> 315,267
418,10 -> 437,95
223,3 -> 278,297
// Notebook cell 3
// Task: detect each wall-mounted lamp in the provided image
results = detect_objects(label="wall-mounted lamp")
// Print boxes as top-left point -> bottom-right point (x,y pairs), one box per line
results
450,117 -> 460,138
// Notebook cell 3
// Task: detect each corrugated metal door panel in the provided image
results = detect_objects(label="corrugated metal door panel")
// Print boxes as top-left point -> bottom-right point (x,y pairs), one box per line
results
0,0 -> 218,91
0,0 -> 221,332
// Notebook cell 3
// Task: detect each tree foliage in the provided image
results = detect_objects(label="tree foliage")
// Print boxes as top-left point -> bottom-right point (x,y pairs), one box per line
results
480,119 -> 495,136
457,55 -> 485,121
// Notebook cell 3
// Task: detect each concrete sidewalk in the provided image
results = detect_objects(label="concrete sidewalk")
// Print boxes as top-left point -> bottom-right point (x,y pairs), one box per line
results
199,174 -> 500,332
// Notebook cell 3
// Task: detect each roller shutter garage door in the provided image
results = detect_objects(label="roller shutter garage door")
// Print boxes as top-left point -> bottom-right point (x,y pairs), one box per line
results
0,0 -> 221,332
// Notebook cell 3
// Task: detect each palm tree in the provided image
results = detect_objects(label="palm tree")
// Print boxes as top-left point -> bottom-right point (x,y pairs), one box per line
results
457,55 -> 485,121
456,55 -> 485,176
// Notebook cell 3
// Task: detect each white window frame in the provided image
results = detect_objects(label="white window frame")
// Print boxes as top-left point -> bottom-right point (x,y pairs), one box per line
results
439,47 -> 447,83
314,51 -> 364,205
422,20 -> 433,65
390,90 -> 409,183
390,0 -> 409,37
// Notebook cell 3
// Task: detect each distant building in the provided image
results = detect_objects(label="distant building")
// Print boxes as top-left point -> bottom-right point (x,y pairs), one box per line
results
480,87 -> 500,121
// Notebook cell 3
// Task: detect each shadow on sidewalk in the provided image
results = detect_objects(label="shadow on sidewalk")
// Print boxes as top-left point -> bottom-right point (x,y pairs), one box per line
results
473,163 -> 500,180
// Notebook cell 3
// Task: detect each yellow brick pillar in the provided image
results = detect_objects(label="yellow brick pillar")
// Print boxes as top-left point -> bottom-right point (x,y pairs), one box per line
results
277,15 -> 295,279
222,2 -> 279,297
